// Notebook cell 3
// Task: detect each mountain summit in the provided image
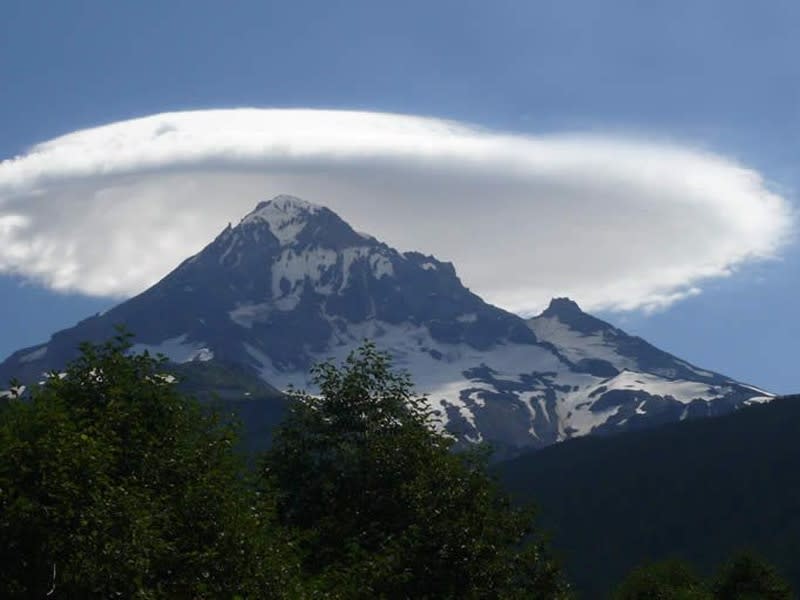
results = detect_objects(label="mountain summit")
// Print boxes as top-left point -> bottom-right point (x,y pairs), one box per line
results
0,195 -> 771,455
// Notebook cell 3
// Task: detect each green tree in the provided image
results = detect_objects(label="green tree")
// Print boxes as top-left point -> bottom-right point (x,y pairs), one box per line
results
612,559 -> 712,600
614,553 -> 795,600
712,552 -> 793,600
0,332 -> 300,598
263,342 -> 570,599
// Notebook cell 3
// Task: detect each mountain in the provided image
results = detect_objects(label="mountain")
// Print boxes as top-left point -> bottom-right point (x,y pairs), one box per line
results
497,394 -> 800,598
168,360 -> 289,456
0,195 -> 772,456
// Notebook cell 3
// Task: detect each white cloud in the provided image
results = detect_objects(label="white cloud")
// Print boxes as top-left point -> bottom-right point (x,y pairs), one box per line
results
0,109 -> 793,313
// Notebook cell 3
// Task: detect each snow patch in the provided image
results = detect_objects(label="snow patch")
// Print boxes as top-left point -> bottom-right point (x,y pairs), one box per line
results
370,252 -> 394,278
529,315 -> 635,369
675,359 -> 716,378
743,395 -> 772,405
131,335 -> 214,363
601,370 -> 725,403
272,247 -> 338,310
0,384 -> 25,398
241,195 -> 322,246
341,247 -> 395,288
219,235 -> 238,264
229,303 -> 272,328
19,346 -> 47,363
740,383 -> 775,397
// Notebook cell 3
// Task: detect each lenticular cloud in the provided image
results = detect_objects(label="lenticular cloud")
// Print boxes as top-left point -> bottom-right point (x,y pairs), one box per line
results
0,108 -> 792,313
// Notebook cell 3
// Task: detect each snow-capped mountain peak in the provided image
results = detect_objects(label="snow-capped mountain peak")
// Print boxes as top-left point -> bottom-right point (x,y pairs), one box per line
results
239,194 -> 324,247
0,195 -> 772,458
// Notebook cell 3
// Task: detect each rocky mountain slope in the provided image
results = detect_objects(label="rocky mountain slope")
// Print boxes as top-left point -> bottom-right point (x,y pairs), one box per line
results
0,195 -> 771,455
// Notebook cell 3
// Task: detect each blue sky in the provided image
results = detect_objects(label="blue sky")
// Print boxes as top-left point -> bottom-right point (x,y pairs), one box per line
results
1,0 -> 798,392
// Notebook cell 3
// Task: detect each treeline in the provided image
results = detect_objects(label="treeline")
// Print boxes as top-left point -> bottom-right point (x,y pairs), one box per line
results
499,393 -> 800,598
614,556 -> 792,599
0,334 -> 793,598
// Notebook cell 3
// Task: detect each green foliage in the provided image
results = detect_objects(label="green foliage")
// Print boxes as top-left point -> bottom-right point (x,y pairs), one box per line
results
263,341 -> 571,599
613,560 -> 712,600
711,552 -> 794,600
0,331 -> 300,598
613,553 -> 794,600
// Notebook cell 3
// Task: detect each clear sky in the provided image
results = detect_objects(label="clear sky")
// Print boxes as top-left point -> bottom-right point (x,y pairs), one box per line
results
1,0 -> 797,393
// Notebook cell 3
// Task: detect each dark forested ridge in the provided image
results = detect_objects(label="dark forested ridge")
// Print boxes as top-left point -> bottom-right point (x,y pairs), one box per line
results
169,360 -> 289,455
497,395 -> 800,598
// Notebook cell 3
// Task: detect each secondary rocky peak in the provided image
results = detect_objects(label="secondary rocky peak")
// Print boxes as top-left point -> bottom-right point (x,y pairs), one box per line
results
533,296 -> 612,336
540,297 -> 584,319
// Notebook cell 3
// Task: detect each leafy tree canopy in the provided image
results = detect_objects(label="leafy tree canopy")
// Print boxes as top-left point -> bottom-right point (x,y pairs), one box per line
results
263,341 -> 571,599
614,554 -> 794,600
0,331 -> 300,598
712,552 -> 794,600
613,559 -> 712,600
